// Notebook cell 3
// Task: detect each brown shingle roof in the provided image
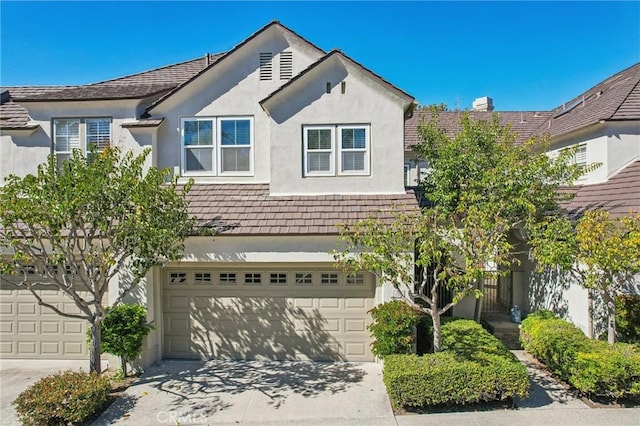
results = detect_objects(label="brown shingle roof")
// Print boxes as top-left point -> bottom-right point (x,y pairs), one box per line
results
1,55 -> 220,102
404,110 -> 552,151
562,160 -> 640,219
183,184 -> 420,235
534,62 -> 640,138
0,99 -> 33,130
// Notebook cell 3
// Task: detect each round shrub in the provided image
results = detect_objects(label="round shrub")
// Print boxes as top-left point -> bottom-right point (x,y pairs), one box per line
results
368,300 -> 426,357
13,370 -> 111,425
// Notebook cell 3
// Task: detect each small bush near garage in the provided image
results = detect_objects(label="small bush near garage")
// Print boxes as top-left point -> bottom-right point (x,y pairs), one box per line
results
13,370 -> 110,425
368,300 -> 426,357
383,320 -> 529,408
520,311 -> 640,399
368,300 -> 461,357
616,295 -> 640,344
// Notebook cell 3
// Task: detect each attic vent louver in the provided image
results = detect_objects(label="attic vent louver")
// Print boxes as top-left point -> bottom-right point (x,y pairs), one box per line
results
280,51 -> 293,80
260,52 -> 273,81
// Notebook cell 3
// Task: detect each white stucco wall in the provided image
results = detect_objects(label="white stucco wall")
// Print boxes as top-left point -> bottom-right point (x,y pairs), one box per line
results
1,99 -> 151,179
548,121 -> 640,185
265,56 -> 407,195
150,28 -> 323,185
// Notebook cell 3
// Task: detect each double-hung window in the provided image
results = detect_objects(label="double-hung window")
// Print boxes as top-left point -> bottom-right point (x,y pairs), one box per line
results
304,126 -> 335,176
303,124 -> 370,177
53,118 -> 111,165
339,126 -> 369,175
181,116 -> 253,176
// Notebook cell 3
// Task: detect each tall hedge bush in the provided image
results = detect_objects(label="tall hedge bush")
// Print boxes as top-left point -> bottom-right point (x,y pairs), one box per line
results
520,311 -> 640,398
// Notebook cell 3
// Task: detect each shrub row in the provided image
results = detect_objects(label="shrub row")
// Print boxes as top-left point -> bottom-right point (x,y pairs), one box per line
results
520,311 -> 640,399
13,370 -> 111,426
383,320 -> 529,408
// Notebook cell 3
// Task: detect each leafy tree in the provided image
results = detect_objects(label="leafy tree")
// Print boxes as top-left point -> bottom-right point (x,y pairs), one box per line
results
98,304 -> 153,377
530,210 -> 640,344
335,110 -> 585,352
0,147 -> 194,373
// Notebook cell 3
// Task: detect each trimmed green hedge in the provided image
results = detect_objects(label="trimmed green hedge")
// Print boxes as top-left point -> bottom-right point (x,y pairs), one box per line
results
616,295 -> 640,344
383,320 -> 529,408
13,370 -> 111,425
520,311 -> 640,399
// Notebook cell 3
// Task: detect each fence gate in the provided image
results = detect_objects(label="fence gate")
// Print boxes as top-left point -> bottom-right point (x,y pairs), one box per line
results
481,273 -> 512,313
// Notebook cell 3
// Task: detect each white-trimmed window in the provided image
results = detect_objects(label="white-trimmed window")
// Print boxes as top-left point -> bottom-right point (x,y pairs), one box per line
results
304,126 -> 334,176
574,144 -> 587,169
181,116 -> 253,176
53,117 -> 111,165
303,124 -> 370,177
339,126 -> 370,175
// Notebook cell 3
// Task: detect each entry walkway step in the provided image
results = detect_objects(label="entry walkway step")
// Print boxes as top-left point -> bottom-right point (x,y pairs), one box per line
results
511,350 -> 589,409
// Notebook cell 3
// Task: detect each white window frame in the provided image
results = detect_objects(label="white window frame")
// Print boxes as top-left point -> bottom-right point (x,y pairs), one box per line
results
303,124 -> 371,177
181,117 -> 216,176
303,125 -> 335,177
338,125 -> 370,176
53,117 -> 111,161
181,116 -> 254,177
217,116 -> 254,176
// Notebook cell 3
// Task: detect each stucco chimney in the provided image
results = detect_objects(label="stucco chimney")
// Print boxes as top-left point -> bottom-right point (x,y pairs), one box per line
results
472,96 -> 494,112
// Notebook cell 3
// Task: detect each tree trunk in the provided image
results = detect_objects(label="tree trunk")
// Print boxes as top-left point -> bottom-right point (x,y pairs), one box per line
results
605,292 -> 616,345
432,311 -> 442,352
474,279 -> 484,322
121,355 -> 128,377
89,319 -> 102,373
587,290 -> 594,339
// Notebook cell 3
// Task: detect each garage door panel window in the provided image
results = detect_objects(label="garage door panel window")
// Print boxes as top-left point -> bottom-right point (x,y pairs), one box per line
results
295,273 -> 313,286
169,272 -> 187,284
346,273 -> 365,286
244,273 -> 262,285
320,273 -> 339,286
219,273 -> 237,285
194,273 -> 212,284
269,273 -> 288,286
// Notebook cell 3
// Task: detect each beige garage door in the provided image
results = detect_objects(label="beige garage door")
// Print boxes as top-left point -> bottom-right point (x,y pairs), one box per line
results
163,267 -> 375,362
0,282 -> 91,359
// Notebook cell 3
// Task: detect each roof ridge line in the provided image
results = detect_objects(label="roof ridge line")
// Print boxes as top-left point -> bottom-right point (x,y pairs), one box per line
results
87,53 -> 223,86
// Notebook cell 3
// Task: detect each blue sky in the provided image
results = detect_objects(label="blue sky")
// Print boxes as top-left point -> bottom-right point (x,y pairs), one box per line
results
1,1 -> 638,111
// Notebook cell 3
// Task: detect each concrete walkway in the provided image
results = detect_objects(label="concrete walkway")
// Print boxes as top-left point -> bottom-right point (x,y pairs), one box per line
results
511,350 -> 589,410
3,354 -> 638,426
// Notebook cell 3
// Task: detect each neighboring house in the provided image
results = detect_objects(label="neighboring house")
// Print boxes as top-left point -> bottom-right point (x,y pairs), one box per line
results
0,21 -> 419,364
404,63 -> 640,333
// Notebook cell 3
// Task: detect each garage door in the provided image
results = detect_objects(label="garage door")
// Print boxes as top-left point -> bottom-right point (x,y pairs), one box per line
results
0,281 -> 91,359
163,267 -> 375,362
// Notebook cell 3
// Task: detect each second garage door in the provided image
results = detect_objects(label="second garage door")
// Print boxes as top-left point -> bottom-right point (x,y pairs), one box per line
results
163,267 -> 375,362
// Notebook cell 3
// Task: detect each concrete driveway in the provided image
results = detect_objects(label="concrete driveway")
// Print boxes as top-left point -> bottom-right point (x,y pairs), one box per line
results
94,360 -> 394,425
0,359 -> 87,426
